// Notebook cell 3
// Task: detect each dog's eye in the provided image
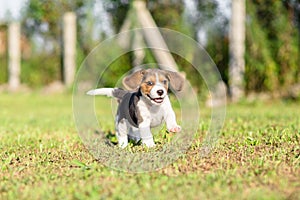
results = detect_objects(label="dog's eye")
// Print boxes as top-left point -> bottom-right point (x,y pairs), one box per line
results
146,81 -> 154,86
162,80 -> 168,85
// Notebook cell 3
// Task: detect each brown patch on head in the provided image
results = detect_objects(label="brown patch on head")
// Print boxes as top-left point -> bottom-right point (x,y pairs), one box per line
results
140,73 -> 156,95
123,68 -> 184,94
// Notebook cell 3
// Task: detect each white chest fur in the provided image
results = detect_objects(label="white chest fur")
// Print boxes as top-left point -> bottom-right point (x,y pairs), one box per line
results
149,104 -> 165,127
137,95 -> 172,128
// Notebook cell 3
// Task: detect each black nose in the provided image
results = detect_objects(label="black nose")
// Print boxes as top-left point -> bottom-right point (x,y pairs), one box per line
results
157,90 -> 164,96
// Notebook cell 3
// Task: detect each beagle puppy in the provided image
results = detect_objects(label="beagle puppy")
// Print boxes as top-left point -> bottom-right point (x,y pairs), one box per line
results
87,69 -> 184,148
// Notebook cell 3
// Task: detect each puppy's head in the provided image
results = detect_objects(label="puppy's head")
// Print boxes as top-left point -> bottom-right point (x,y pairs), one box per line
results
123,69 -> 185,105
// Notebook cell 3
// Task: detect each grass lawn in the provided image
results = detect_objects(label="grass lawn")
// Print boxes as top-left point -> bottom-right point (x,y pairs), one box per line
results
0,93 -> 299,199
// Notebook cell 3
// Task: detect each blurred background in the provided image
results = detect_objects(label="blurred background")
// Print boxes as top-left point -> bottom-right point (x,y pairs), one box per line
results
0,0 -> 299,102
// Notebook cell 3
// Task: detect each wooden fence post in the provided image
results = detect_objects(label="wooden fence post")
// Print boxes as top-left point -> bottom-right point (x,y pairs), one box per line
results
229,0 -> 246,102
8,22 -> 21,90
63,12 -> 76,87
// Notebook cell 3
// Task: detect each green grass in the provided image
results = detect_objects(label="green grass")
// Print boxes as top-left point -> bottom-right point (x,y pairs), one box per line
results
0,93 -> 299,199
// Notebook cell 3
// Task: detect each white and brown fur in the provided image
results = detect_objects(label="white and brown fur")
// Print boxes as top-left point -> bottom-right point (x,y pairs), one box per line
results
87,69 -> 184,148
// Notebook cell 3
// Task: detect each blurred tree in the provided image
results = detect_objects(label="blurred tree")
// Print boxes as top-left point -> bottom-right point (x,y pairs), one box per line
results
23,0 -> 85,49
147,0 -> 186,32
104,0 -> 205,84
246,0 -> 299,93
22,0 -> 116,87
18,0 -> 300,96
104,0 -> 187,32
190,0 -> 300,96
284,0 -> 300,83
103,0 -> 200,88
185,0 -> 230,95
186,0 -> 219,37
21,0 -> 86,86
103,0 -> 130,32
184,1 -> 229,80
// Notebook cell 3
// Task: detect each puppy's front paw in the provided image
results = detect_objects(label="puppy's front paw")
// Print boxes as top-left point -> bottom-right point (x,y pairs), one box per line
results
118,136 -> 128,149
168,125 -> 181,133
142,138 -> 156,148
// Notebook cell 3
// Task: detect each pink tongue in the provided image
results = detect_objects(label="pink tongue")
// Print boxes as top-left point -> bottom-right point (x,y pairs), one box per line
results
154,98 -> 163,103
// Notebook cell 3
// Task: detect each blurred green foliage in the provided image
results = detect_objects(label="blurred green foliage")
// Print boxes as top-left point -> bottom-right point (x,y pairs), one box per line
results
21,53 -> 60,87
0,0 -> 299,95
246,0 -> 299,92
18,0 -> 87,87
0,55 -> 7,84
0,25 -> 8,84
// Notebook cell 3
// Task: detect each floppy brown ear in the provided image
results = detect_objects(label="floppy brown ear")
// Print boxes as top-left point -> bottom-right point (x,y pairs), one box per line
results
122,69 -> 145,90
165,70 -> 185,92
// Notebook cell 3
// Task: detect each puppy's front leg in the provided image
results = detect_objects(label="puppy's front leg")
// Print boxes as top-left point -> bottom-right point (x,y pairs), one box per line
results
139,114 -> 155,147
137,100 -> 155,147
165,112 -> 181,133
139,126 -> 155,147
164,100 -> 181,133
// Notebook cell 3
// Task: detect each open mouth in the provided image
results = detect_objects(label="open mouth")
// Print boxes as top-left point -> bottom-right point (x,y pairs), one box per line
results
147,94 -> 164,104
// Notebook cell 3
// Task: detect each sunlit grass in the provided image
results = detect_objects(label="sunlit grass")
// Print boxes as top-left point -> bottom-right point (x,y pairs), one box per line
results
0,93 -> 299,199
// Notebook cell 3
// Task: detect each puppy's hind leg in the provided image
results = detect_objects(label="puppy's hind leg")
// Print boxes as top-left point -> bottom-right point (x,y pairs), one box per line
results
116,118 -> 129,148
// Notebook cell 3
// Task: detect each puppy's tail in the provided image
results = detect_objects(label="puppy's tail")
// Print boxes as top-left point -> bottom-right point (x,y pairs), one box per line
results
86,88 -> 127,99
